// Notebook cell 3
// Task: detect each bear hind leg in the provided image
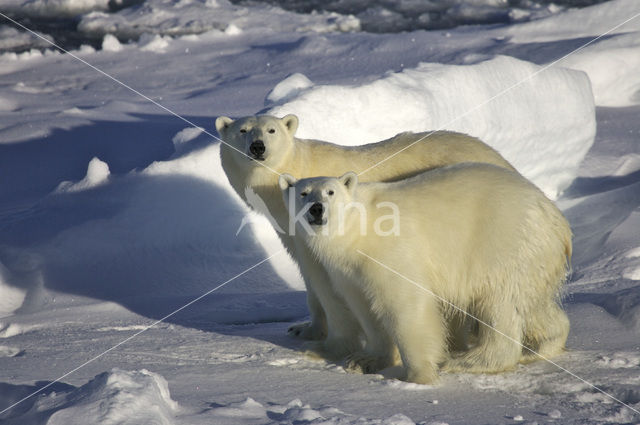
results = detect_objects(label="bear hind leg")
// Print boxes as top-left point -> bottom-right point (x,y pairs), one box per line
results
521,301 -> 569,364
443,301 -> 523,374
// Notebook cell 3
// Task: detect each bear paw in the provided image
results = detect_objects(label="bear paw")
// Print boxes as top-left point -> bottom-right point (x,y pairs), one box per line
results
442,349 -> 518,374
405,365 -> 440,385
287,321 -> 325,340
345,351 -> 390,374
300,341 -> 329,360
302,339 -> 359,361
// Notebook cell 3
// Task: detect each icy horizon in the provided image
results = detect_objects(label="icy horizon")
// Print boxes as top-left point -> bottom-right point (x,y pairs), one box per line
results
0,0 -> 614,53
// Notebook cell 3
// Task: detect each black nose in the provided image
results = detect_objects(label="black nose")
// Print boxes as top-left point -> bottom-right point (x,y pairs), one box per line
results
249,140 -> 265,157
309,202 -> 323,218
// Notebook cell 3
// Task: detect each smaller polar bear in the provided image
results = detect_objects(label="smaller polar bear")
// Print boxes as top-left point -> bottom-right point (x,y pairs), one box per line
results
279,164 -> 571,384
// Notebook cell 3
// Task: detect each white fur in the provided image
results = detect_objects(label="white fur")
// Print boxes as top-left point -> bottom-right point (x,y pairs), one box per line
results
280,164 -> 571,384
216,114 -> 515,359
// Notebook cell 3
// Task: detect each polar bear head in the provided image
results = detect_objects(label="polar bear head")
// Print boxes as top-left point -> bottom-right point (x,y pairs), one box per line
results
215,114 -> 299,169
278,172 -> 359,238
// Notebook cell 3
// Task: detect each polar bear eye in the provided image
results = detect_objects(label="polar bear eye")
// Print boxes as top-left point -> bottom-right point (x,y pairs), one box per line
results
300,192 -> 308,197
239,128 -> 247,134
327,190 -> 334,196
268,128 -> 276,134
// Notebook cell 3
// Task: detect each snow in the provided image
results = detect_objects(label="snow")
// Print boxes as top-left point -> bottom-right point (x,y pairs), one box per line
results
0,264 -> 27,317
171,126 -> 204,152
506,0 -> 640,43
265,73 -> 314,105
0,26 -> 53,52
55,157 -> 111,193
226,0 -> 604,33
268,55 -> 596,199
138,33 -> 172,53
0,345 -> 22,357
0,0 -> 111,18
560,32 -> 640,107
204,397 -> 421,424
76,0 -> 361,40
101,34 -> 122,52
0,0 -> 640,424
547,409 -> 562,418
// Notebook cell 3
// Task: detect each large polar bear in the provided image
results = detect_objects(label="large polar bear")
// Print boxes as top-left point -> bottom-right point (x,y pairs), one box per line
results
278,164 -> 571,384
215,114 -> 515,358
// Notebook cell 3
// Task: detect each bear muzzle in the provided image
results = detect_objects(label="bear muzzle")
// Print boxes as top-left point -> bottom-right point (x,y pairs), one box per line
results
307,202 -> 327,225
248,140 -> 266,161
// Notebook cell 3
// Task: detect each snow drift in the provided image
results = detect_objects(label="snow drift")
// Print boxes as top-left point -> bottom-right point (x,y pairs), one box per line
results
2,370 -> 431,425
55,157 -> 110,193
206,397 -> 419,425
507,0 -> 640,43
1,369 -> 179,425
268,55 -> 596,199
560,33 -> 640,107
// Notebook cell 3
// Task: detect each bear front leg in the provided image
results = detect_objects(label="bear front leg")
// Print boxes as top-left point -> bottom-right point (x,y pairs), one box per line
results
288,288 -> 327,340
346,344 -> 399,374
303,291 -> 364,360
294,245 -> 363,358
345,324 -> 399,374
384,292 -> 446,385
280,233 -> 327,341
342,284 -> 399,374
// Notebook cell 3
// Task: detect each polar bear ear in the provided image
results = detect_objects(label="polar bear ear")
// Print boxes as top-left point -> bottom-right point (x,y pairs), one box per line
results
339,171 -> 358,193
215,116 -> 234,134
281,114 -> 299,136
278,173 -> 298,191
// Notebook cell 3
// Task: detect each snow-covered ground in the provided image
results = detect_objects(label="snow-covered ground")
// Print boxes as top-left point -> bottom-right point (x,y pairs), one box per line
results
0,0 -> 640,424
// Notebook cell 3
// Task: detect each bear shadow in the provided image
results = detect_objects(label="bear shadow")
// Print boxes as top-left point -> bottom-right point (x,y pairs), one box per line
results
0,115 -> 310,351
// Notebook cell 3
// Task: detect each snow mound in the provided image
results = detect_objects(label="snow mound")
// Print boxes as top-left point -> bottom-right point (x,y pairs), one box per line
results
0,0 -> 110,18
0,96 -> 17,112
624,266 -> 640,281
266,73 -> 314,105
0,345 -> 21,357
268,55 -> 596,199
208,397 -> 420,424
171,126 -> 204,152
596,352 -> 640,369
507,0 -> 640,43
0,26 -> 53,52
101,34 -> 122,52
0,263 -> 26,317
77,0 -> 360,40
598,287 -> 640,332
560,32 -> 640,107
0,322 -> 40,338
55,157 -> 110,193
39,369 -> 179,425
139,34 -> 172,53
627,247 -> 640,259
0,48 -> 59,63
